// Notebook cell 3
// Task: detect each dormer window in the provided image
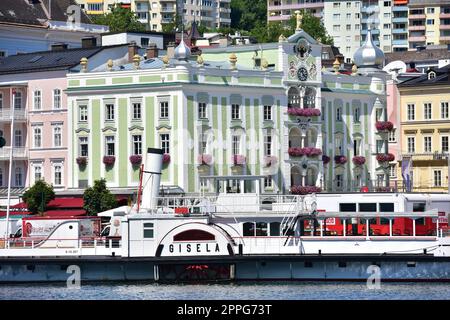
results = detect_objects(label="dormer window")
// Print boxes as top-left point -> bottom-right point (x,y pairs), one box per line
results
428,71 -> 436,80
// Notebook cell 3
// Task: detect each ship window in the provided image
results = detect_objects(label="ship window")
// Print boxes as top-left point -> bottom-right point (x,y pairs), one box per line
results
338,261 -> 347,268
359,203 -> 377,212
143,222 -> 154,238
380,218 -> 390,225
304,261 -> 313,268
339,203 -> 356,212
243,222 -> 255,236
379,203 -> 394,212
256,222 -> 268,236
413,203 -> 425,212
173,229 -> 214,241
270,222 -> 280,236
407,262 -> 416,268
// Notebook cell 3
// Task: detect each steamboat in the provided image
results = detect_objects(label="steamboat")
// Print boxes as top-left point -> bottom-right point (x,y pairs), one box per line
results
0,148 -> 449,282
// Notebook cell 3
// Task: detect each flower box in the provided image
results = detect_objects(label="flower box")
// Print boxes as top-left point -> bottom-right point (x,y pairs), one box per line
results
264,155 -> 278,167
322,155 -> 330,165
76,157 -> 87,166
103,156 -> 115,166
129,155 -> 142,166
375,121 -> 394,132
232,154 -> 246,166
288,147 -> 322,157
197,154 -> 213,165
291,185 -> 322,195
287,108 -> 321,117
376,153 -> 395,162
334,155 -> 348,165
352,156 -> 366,166
163,153 -> 171,164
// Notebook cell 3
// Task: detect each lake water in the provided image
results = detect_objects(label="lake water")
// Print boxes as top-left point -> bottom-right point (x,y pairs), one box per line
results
0,281 -> 449,300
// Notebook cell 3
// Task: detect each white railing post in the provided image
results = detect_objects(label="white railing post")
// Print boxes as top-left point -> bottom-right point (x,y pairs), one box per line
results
413,219 -> 416,237
389,218 -> 393,237
343,219 -> 346,237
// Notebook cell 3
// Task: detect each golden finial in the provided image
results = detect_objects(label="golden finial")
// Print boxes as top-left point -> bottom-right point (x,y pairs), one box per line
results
295,10 -> 302,31
261,58 -> 269,70
352,64 -> 358,75
197,54 -> 204,66
133,54 -> 141,69
107,59 -> 113,71
333,57 -> 340,74
162,55 -> 170,66
278,34 -> 286,43
80,57 -> 88,73
229,53 -> 237,70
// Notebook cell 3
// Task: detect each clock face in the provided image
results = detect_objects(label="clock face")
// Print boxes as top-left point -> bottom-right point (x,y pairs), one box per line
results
297,67 -> 308,81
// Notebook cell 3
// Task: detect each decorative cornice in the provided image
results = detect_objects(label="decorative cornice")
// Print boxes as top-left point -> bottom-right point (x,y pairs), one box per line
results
420,129 -> 435,133
75,127 -> 90,134
102,126 -> 117,132
156,124 -> 172,130
129,125 -> 144,131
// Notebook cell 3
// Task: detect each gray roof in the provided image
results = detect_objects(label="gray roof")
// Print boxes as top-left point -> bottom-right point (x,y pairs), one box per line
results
398,65 -> 450,87
385,48 -> 450,65
0,0 -> 92,27
0,46 -> 104,75
113,58 -> 257,72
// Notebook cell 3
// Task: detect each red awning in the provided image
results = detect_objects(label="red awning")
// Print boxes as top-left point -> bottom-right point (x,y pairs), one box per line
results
0,210 -> 32,218
47,197 -> 84,209
11,202 -> 28,209
43,210 -> 86,217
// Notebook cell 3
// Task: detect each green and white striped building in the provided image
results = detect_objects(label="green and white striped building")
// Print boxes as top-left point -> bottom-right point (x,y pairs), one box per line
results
66,28 -> 390,195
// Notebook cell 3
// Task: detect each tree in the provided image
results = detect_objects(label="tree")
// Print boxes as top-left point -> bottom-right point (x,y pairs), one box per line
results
22,180 -> 55,215
83,179 -> 118,216
90,4 -> 145,33
230,0 -> 333,44
286,11 -> 334,45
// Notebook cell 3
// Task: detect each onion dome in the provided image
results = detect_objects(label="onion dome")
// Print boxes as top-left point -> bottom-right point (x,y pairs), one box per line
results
174,33 -> 191,61
353,29 -> 385,68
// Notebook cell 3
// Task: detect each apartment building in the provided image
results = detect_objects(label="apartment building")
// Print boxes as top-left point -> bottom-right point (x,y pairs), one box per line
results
267,0 -> 324,23
75,0 -> 231,32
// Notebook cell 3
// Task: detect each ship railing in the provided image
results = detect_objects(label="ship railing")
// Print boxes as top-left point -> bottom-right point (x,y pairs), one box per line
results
153,194 -> 314,215
1,237 -> 122,254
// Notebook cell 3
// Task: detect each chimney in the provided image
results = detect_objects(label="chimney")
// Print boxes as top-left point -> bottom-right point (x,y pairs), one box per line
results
82,37 -> 97,49
146,43 -> 158,59
128,41 -> 139,63
140,148 -> 163,212
51,43 -> 68,51
167,42 -> 175,59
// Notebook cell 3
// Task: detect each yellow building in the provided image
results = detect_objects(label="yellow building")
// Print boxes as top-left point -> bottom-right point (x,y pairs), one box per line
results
397,67 -> 450,192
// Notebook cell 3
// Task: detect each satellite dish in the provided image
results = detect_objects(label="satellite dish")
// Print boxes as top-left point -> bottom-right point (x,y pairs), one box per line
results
383,60 -> 407,75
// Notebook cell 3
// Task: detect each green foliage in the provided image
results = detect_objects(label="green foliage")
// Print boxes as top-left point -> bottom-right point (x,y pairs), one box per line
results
161,14 -> 182,33
90,4 -> 145,32
230,0 -> 333,44
22,180 -> 55,215
83,179 -> 118,216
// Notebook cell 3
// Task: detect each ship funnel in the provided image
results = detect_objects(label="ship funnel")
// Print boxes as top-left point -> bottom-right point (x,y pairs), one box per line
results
140,148 -> 163,212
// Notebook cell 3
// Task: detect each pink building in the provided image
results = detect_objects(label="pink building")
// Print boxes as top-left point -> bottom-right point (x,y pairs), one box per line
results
0,44 -> 130,201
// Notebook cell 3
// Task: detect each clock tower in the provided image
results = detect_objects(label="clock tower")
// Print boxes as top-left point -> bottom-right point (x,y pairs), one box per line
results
278,22 -> 324,195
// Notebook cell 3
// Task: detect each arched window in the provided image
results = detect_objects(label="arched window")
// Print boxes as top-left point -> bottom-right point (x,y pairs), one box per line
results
288,87 -> 300,108
243,222 -> 255,236
304,87 -> 316,108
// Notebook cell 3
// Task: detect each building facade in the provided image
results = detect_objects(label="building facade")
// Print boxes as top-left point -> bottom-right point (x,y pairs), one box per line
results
0,0 -> 107,57
397,66 -> 450,192
75,0 -> 231,32
65,19 -> 393,195
0,44 -> 130,202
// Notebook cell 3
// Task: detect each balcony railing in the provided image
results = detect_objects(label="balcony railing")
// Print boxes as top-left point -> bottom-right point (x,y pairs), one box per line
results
0,147 -> 28,160
401,152 -> 449,161
0,109 -> 27,122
